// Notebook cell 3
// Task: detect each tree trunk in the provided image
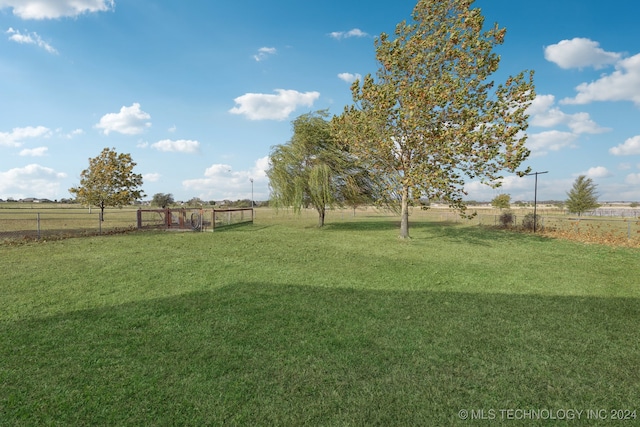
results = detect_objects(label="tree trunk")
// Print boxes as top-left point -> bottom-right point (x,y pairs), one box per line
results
400,185 -> 410,239
318,206 -> 326,227
100,202 -> 105,221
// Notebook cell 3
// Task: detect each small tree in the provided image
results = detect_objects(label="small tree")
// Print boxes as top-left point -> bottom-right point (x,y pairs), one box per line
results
186,197 -> 204,207
491,194 -> 511,210
69,147 -> 144,219
152,193 -> 174,208
268,110 -> 375,227
333,0 -> 534,238
566,175 -> 600,216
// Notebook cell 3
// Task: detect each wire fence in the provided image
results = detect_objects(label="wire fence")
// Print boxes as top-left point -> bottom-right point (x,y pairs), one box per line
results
428,210 -> 640,245
327,207 -> 640,245
0,208 -> 138,243
2,205 -> 639,246
136,208 -> 254,231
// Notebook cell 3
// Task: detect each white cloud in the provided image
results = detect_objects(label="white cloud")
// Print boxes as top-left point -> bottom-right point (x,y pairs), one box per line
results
229,89 -> 320,121
143,173 -> 161,182
566,112 -> 609,134
561,53 -> 640,106
253,47 -> 276,62
182,156 -> 269,201
527,94 -> 609,134
0,0 -> 114,19
464,175 -> 537,201
618,162 -> 632,171
19,146 -> 48,157
544,38 -> 621,69
527,130 -> 578,157
609,135 -> 640,156
168,125 -> 177,133
0,125 -> 51,147
338,72 -> 362,84
63,128 -> 84,139
151,139 -> 200,154
527,94 -> 556,121
55,128 -> 84,139
466,175 -> 576,202
329,28 -> 368,40
625,173 -> 640,185
582,166 -> 612,179
0,164 -> 67,199
95,103 -> 151,135
6,27 -> 57,53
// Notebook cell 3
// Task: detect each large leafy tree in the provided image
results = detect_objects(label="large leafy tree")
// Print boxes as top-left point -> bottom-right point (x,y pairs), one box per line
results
566,175 -> 600,216
268,111 -> 375,227
151,193 -> 174,208
333,0 -> 535,238
69,147 -> 145,219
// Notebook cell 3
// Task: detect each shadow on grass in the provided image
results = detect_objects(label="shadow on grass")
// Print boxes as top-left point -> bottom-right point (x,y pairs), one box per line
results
324,219 -> 552,246
2,283 -> 639,425
209,223 -> 270,233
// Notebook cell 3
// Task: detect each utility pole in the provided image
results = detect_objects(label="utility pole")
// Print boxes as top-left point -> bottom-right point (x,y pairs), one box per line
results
525,171 -> 548,232
250,178 -> 254,207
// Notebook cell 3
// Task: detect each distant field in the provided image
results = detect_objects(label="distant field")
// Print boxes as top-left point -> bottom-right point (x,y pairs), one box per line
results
1,213 -> 639,425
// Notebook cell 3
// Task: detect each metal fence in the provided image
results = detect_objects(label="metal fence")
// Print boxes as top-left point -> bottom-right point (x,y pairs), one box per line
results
136,208 -> 254,231
2,205 -> 639,245
0,208 -> 138,243
472,212 -> 640,243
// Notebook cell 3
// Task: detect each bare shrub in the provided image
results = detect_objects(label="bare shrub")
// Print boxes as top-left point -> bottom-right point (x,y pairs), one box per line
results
499,211 -> 514,228
522,213 -> 540,231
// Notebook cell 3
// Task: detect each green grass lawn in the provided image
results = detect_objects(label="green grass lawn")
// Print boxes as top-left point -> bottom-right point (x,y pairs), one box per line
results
1,213 -> 639,425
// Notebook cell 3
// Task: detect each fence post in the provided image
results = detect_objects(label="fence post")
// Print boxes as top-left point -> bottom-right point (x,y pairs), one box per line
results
37,212 -> 41,240
137,209 -> 142,229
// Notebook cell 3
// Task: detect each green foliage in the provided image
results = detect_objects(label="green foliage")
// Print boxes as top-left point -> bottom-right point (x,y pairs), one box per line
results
333,0 -> 535,238
230,199 -> 252,208
566,175 -> 600,216
268,111 -> 375,226
491,193 -> 511,210
151,193 -> 174,208
69,148 -> 144,219
186,197 -> 204,207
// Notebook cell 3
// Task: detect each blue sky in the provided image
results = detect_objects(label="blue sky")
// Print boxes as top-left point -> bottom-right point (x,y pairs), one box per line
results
1,0 -> 639,203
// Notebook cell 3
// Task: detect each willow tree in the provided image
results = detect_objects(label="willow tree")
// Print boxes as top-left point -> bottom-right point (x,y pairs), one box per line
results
268,111 -> 374,226
69,147 -> 144,219
333,0 -> 535,238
